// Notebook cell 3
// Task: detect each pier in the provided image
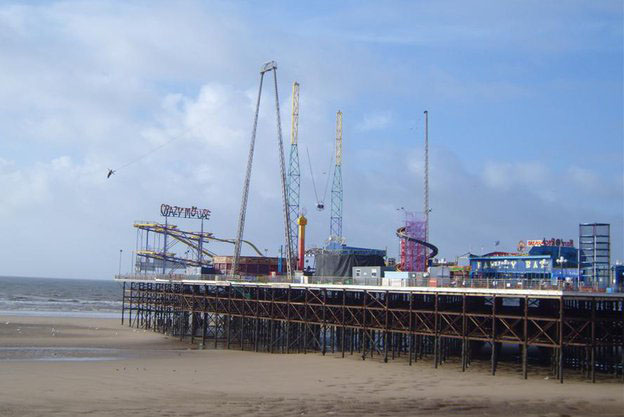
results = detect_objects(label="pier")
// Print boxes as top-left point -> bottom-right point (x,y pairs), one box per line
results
117,277 -> 624,383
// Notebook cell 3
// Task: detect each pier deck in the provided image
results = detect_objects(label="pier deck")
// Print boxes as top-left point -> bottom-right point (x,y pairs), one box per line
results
116,277 -> 624,383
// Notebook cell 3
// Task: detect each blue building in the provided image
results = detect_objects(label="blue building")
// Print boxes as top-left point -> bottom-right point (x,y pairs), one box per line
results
470,246 -> 579,282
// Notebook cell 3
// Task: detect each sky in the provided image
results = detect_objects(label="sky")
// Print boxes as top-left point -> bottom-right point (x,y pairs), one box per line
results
0,0 -> 622,279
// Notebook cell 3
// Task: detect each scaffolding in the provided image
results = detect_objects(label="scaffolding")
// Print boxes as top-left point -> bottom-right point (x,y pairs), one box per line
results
401,212 -> 428,272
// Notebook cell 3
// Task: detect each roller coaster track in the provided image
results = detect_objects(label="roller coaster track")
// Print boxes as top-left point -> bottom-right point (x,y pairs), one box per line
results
134,223 -> 265,258
135,250 -> 204,268
396,226 -> 439,260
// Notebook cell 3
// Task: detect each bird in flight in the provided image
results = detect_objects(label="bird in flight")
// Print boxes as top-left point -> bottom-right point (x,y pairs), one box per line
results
107,169 -> 116,179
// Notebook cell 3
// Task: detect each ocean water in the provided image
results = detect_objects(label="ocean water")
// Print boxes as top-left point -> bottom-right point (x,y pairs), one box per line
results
0,276 -> 122,318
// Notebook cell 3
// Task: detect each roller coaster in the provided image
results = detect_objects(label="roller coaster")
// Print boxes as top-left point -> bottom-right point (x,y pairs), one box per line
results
134,222 -> 265,270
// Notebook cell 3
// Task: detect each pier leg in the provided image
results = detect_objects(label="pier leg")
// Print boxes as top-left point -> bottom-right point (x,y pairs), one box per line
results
523,296 -> 528,379
591,299 -> 596,383
214,314 -> 219,349
254,318 -> 260,352
384,331 -> 388,363
179,312 -> 185,341
191,312 -> 196,345
201,312 -> 207,350
491,342 -> 497,376
226,315 -> 231,349
434,293 -> 439,368
341,327 -> 345,358
522,344 -> 528,380
361,330 -> 366,361
491,296 -> 497,375
461,339 -> 466,372
559,346 -> 564,384
121,282 -> 126,325
462,294 -> 466,372
128,283 -> 133,327
559,298 -> 564,384
621,300 -> 624,382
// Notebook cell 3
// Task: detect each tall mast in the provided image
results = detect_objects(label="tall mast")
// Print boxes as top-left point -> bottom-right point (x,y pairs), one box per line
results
424,110 -> 430,262
287,82 -> 301,259
330,110 -> 343,241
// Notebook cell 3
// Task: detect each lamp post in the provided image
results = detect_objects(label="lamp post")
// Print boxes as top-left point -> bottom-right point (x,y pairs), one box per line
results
556,256 -> 566,288
118,249 -> 123,276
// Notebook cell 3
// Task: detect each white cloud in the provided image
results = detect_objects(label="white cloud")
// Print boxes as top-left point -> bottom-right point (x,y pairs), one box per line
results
482,161 -> 549,191
357,111 -> 392,131
0,1 -> 621,278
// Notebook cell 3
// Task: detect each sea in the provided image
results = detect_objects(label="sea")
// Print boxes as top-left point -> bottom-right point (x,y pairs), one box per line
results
0,275 -> 122,318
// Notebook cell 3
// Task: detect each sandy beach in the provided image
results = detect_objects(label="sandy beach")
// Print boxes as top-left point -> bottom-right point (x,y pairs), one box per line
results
0,315 -> 622,417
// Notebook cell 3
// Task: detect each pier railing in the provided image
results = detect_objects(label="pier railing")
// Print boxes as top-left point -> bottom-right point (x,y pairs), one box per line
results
115,274 -> 623,293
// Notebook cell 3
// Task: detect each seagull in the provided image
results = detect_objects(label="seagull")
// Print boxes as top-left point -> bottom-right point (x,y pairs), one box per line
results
107,169 -> 116,179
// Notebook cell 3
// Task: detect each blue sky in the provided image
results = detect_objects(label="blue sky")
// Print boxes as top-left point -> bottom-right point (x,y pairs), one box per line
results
0,1 -> 621,278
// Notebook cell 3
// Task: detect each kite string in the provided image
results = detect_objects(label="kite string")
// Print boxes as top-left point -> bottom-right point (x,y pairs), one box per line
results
114,133 -> 184,172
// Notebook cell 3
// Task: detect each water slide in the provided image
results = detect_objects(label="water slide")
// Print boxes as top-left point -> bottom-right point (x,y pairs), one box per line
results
396,226 -> 439,260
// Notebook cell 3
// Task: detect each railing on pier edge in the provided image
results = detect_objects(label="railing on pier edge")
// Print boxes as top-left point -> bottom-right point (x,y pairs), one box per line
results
116,273 -> 624,293
115,275 -> 624,384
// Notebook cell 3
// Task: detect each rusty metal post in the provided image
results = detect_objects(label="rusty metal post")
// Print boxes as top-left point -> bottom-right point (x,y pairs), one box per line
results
384,290 -> 389,363
322,288 -> 327,356
128,282 -> 133,327
226,285 -> 232,349
491,295 -> 497,376
462,294 -> 467,372
121,281 -> 126,325
523,295 -> 528,379
408,292 -> 414,366
341,289 -> 346,358
362,291 -> 367,361
190,288 -> 196,345
303,288 -> 309,354
434,292 -> 439,368
621,299 -> 624,382
559,297 -> 564,383
591,297 -> 596,383
285,286 -> 291,353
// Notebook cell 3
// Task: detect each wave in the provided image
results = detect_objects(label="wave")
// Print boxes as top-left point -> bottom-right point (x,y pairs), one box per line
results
0,298 -> 122,312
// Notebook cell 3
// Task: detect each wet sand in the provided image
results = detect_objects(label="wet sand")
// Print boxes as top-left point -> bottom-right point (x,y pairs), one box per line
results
0,315 -> 622,416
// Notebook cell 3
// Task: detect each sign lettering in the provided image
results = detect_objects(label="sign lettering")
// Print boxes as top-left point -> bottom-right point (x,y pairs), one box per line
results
160,204 -> 211,220
527,238 -> 574,248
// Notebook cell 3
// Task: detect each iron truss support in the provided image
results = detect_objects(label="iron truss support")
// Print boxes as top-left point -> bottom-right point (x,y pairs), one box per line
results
121,281 -> 624,383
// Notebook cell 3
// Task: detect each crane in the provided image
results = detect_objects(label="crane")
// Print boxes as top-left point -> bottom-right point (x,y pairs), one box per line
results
232,61 -> 294,279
